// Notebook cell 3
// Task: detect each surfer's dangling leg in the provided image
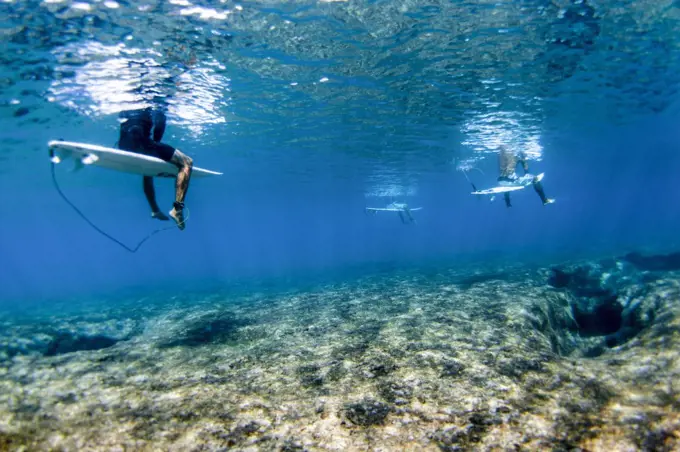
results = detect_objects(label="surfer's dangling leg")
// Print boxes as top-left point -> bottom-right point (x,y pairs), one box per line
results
518,151 -> 530,175
404,208 -> 416,224
532,178 -> 555,205
143,176 -> 170,221
169,150 -> 193,230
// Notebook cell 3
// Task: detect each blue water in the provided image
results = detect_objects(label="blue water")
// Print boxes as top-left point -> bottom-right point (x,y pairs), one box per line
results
1,0 -> 680,303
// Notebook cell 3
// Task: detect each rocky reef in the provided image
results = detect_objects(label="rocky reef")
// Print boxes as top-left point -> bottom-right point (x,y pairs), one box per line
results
0,253 -> 679,451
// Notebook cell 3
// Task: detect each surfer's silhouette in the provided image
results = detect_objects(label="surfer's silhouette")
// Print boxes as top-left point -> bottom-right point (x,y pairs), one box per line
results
497,146 -> 554,208
115,58 -> 194,230
117,107 -> 193,230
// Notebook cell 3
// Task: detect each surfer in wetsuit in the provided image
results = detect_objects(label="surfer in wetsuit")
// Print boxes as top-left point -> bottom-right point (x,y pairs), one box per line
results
117,107 -> 193,230
497,146 -> 553,208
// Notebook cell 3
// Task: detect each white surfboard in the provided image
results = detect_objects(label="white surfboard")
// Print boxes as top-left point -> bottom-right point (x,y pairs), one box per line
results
472,173 -> 546,196
472,185 -> 525,195
365,207 -> 423,212
48,140 -> 222,178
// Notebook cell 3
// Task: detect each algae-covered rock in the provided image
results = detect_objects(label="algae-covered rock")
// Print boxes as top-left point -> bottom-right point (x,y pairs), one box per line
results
343,399 -> 391,426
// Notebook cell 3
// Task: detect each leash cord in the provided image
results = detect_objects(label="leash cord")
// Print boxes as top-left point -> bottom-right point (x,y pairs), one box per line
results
50,160 -> 187,253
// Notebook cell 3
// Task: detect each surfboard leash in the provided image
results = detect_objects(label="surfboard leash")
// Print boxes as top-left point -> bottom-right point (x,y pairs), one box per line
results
462,168 -> 482,192
49,149 -> 188,253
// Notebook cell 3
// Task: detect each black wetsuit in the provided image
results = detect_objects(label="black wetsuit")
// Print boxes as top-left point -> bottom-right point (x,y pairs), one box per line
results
118,108 -> 176,162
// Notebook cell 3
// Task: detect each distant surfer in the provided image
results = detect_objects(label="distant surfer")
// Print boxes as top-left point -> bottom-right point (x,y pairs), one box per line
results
117,107 -> 193,230
365,202 -> 421,224
497,146 -> 554,208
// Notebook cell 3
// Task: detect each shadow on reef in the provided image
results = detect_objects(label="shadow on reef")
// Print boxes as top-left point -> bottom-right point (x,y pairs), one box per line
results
546,253 -> 667,357
158,311 -> 252,348
622,251 -> 680,272
45,332 -> 119,356
1,331 -> 123,360
455,272 -> 511,290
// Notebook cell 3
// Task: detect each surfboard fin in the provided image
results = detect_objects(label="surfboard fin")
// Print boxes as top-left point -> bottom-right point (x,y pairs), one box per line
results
49,147 -> 66,164
71,154 -> 99,172
49,145 -> 73,165
82,154 -> 99,165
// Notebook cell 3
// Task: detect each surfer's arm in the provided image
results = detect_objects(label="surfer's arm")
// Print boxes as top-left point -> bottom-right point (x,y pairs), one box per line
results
152,110 -> 167,142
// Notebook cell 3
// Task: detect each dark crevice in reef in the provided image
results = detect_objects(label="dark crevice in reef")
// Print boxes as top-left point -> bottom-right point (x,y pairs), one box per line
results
548,265 -> 626,350
546,253 -> 669,357
45,332 -> 119,356
571,295 -> 622,337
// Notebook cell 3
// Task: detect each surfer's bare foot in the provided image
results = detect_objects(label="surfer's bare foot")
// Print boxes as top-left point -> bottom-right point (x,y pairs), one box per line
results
151,211 -> 170,221
169,207 -> 186,230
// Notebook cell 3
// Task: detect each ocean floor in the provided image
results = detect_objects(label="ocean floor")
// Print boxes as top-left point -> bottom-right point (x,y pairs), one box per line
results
1,253 -> 679,451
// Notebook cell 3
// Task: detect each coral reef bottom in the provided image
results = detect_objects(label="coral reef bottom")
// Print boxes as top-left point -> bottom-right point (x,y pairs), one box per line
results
1,256 -> 679,451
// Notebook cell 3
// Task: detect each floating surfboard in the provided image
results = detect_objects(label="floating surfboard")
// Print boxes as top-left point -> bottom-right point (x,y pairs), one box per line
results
472,185 -> 525,195
48,140 -> 222,178
472,173 -> 546,196
365,206 -> 423,212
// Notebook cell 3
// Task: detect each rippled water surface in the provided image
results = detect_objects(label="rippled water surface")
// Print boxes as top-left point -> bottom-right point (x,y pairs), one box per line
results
3,0 -> 680,174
